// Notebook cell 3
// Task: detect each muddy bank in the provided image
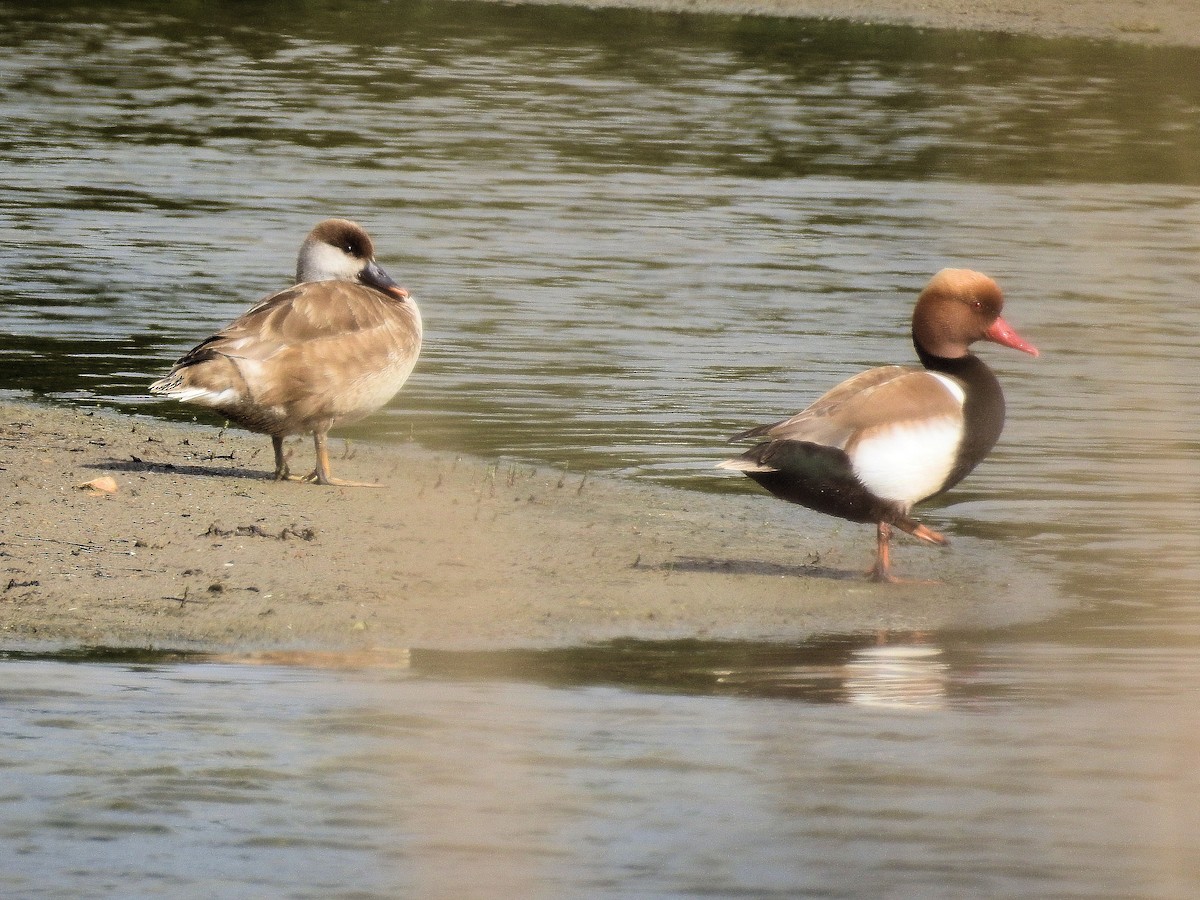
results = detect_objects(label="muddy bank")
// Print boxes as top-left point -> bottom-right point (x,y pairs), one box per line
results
471,0 -> 1200,47
0,401 -> 1052,652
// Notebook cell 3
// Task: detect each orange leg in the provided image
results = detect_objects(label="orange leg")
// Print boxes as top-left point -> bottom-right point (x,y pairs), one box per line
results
868,520 -> 948,583
271,435 -> 293,481
868,522 -> 898,583
271,435 -> 310,482
302,431 -> 381,487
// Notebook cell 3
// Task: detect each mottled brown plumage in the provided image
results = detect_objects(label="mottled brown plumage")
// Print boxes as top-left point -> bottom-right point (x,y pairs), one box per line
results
150,219 -> 422,485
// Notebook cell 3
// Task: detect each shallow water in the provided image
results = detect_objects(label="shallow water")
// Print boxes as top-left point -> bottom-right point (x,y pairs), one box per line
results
2,640 -> 1198,899
1,1 -> 1199,895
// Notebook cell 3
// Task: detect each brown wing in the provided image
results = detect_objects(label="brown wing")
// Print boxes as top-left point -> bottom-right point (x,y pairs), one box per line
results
195,283 -> 403,354
152,282 -> 421,432
733,366 -> 963,451
169,281 -> 414,366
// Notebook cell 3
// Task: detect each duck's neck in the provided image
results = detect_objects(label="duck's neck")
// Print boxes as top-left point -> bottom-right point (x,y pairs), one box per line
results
915,343 -> 1006,492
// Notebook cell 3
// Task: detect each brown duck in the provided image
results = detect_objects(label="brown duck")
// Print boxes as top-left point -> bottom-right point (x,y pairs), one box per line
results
150,219 -> 422,486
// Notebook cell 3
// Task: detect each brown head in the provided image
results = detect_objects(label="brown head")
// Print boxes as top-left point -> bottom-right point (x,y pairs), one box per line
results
911,268 -> 1038,360
295,218 -> 409,299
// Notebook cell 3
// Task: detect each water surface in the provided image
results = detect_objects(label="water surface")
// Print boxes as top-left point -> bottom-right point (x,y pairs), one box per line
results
2,641 -> 1197,898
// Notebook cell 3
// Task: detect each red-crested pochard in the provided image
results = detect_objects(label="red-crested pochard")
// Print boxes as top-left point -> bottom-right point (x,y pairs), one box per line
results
718,268 -> 1038,582
150,219 -> 422,486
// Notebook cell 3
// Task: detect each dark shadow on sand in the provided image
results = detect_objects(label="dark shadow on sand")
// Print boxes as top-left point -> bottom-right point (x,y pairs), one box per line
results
89,457 -> 274,482
640,554 -> 861,581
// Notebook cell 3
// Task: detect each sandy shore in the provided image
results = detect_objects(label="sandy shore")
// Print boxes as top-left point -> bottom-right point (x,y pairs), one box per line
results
0,401 -> 1054,652
478,0 -> 1200,47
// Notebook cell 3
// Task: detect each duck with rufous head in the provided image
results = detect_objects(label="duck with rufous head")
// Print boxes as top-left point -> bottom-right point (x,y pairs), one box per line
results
718,269 -> 1038,582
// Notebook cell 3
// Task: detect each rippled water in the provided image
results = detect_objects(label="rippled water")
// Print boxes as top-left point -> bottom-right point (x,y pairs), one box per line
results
2,642 -> 1198,899
1,1 -> 1199,895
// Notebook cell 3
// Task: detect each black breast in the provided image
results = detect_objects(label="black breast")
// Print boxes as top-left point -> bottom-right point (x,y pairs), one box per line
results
917,348 -> 1006,494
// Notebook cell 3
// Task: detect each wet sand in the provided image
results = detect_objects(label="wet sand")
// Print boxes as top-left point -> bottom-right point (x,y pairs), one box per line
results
0,401 -> 1050,652
478,0 -> 1200,47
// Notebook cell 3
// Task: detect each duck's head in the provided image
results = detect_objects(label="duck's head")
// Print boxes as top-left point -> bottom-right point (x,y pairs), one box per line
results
295,218 -> 409,299
912,268 -> 1038,360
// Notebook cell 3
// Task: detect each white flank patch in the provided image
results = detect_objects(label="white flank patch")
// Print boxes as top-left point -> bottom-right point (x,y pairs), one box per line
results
168,386 -> 241,407
851,416 -> 961,506
715,458 -> 776,473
